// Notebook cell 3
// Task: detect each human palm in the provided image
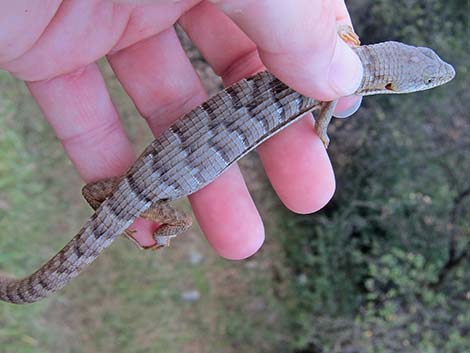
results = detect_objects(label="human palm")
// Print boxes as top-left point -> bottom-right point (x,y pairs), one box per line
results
0,0 -> 362,259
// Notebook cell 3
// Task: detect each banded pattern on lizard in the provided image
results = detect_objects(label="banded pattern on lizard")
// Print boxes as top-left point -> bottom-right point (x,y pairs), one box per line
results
0,37 -> 455,304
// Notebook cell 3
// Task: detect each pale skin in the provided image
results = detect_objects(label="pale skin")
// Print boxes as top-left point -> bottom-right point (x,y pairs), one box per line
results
0,0 -> 363,260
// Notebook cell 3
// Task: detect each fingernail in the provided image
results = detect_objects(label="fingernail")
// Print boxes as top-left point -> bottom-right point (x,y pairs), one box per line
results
334,96 -> 363,118
329,39 -> 363,96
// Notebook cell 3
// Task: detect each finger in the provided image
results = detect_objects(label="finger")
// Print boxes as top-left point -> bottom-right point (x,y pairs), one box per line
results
180,2 -> 335,213
4,1 -> 130,81
334,96 -> 362,119
192,166 -> 265,259
3,1 -> 203,81
208,0 -> 363,101
182,1 -> 360,119
179,1 -> 261,86
0,0 -> 61,64
27,63 -> 135,181
258,116 -> 336,213
108,27 -> 264,259
25,64 -> 161,242
109,0 -> 202,53
334,0 -> 354,26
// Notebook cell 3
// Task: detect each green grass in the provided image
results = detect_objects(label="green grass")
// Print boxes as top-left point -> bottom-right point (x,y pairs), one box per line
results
0,72 -> 69,353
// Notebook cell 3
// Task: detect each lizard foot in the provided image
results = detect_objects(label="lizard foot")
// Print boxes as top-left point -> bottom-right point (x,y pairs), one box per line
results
337,24 -> 361,47
140,201 -> 193,250
82,177 -> 192,250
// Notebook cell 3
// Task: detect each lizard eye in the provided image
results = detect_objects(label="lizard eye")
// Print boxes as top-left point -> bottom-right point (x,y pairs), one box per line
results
426,78 -> 434,84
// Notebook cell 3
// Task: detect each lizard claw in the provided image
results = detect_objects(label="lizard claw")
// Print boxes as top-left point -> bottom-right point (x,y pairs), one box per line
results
337,24 -> 361,47
319,133 -> 330,149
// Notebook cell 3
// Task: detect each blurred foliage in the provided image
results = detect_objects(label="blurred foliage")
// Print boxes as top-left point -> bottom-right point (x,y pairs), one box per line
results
280,1 -> 469,352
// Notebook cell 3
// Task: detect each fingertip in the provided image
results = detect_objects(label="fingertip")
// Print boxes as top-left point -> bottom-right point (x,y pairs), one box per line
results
128,218 -> 160,248
215,221 -> 265,260
207,0 -> 362,101
334,95 -> 362,118
258,116 -> 336,215
197,197 -> 266,260
286,170 -> 336,214
190,165 -> 266,261
281,136 -> 336,215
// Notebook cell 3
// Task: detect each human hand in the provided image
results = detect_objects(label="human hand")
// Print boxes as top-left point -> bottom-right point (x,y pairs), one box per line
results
0,0 -> 362,260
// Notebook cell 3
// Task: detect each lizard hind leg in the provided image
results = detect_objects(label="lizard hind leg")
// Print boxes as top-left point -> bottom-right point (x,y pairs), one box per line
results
82,178 -> 192,250
82,176 -> 143,247
140,201 -> 193,250
82,176 -> 123,210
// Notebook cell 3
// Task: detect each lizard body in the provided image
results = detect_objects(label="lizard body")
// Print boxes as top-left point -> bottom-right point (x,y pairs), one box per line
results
0,39 -> 455,304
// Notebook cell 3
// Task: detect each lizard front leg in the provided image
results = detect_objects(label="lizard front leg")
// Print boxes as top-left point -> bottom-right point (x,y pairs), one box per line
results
337,24 -> 361,47
82,178 -> 191,250
315,100 -> 338,149
315,25 -> 361,148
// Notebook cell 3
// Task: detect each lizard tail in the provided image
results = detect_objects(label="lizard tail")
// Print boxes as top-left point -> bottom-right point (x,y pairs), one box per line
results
0,224 -> 117,304
0,237 -> 86,304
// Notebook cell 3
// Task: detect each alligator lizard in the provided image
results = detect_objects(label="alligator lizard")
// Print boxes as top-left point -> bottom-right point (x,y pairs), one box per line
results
0,30 -> 455,304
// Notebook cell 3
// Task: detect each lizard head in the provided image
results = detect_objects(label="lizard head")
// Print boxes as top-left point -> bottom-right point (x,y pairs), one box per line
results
354,41 -> 455,95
